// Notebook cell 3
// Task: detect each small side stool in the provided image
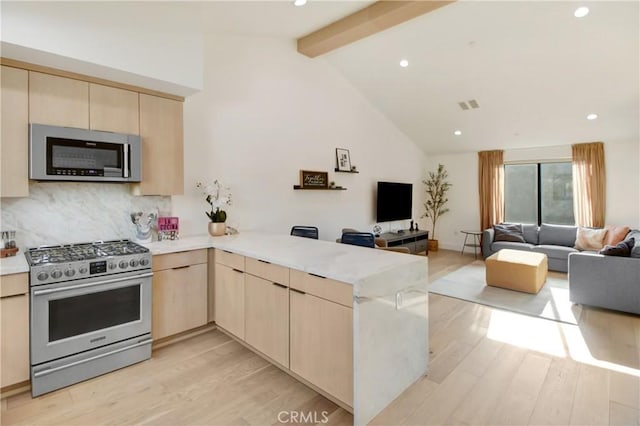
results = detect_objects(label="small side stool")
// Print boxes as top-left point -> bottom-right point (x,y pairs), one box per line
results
460,230 -> 482,259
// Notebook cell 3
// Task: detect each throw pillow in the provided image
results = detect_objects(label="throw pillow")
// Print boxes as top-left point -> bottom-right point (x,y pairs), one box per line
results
574,227 -> 608,251
626,230 -> 640,258
599,237 -> 635,257
604,225 -> 631,246
493,223 -> 526,243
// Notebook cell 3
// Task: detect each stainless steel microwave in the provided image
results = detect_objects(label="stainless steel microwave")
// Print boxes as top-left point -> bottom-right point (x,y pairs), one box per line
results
29,123 -> 142,182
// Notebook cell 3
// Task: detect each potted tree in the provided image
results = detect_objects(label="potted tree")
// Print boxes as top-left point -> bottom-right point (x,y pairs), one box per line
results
422,164 -> 452,251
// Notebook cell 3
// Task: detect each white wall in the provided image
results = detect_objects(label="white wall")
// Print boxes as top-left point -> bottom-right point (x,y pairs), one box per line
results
425,153 -> 479,250
605,140 -> 640,228
173,35 -> 428,241
428,141 -> 640,251
1,2 -> 203,95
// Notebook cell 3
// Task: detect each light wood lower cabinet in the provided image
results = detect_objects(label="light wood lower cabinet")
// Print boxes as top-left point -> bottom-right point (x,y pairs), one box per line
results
152,250 -> 208,340
211,252 -> 353,408
245,274 -> 289,367
214,264 -> 245,339
0,273 -> 30,388
290,288 -> 353,407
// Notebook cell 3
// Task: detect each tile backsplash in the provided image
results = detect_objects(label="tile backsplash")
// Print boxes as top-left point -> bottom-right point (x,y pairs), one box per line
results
0,182 -> 171,250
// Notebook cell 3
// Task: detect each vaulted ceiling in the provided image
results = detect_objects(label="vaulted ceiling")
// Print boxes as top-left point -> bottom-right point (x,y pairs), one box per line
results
3,1 -> 638,155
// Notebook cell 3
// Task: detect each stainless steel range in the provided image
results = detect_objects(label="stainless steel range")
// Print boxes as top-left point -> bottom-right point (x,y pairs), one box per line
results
26,240 -> 153,397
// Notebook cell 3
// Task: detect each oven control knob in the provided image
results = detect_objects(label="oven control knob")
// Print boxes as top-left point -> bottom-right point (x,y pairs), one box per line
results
79,267 -> 88,274
37,271 -> 49,281
51,270 -> 63,279
129,259 -> 139,268
64,268 -> 76,277
108,262 -> 117,270
119,261 -> 128,269
140,258 -> 149,267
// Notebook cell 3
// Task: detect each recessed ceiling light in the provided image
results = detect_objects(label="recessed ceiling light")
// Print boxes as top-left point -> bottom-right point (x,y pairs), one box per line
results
587,113 -> 598,120
293,0 -> 307,6
399,59 -> 409,68
453,130 -> 462,136
574,6 -> 589,18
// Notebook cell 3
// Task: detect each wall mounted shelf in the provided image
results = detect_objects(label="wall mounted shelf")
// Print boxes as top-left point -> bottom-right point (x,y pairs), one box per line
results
293,185 -> 347,190
334,169 -> 359,173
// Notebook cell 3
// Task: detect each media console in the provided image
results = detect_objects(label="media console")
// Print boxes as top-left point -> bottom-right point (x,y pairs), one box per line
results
377,229 -> 429,254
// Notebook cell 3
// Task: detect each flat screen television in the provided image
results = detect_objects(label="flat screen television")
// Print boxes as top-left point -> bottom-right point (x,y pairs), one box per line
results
376,181 -> 413,222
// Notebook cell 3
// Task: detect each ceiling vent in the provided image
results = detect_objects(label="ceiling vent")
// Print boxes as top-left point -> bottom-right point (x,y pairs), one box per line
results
458,99 -> 480,110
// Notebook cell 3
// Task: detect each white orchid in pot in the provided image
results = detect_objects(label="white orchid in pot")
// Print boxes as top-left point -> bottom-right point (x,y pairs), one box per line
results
197,180 -> 232,236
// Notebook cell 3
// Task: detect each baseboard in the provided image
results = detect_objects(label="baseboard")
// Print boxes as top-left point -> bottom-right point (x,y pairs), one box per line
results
152,323 -> 217,350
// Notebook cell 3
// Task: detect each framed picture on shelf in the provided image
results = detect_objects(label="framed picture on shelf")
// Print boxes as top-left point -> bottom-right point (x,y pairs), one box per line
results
336,148 -> 351,172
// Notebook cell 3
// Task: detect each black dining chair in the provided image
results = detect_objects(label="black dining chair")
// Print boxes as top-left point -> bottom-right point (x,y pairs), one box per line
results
290,226 -> 319,240
341,231 -> 376,248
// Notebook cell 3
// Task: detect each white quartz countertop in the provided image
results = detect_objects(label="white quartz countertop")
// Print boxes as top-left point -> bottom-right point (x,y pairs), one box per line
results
1,232 -> 426,283
0,252 -> 29,275
144,232 -> 425,284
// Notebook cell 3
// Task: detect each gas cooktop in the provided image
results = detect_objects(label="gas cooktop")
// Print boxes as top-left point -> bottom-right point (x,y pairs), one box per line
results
26,240 -> 149,266
26,240 -> 152,286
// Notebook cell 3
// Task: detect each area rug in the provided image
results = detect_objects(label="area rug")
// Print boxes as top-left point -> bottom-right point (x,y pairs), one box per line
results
429,261 -> 582,325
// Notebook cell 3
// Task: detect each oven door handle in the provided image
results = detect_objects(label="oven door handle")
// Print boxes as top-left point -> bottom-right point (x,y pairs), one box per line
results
33,338 -> 153,378
123,143 -> 130,178
33,272 -> 154,296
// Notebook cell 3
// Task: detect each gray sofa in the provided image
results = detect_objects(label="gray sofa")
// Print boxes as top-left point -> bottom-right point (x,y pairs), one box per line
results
568,251 -> 640,315
482,223 -> 578,272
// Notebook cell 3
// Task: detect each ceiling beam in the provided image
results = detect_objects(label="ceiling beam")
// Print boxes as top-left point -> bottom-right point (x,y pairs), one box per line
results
297,1 -> 456,58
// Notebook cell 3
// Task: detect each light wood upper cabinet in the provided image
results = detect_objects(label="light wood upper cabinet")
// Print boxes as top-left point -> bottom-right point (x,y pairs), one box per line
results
0,273 -> 30,388
89,84 -> 139,134
245,274 -> 289,367
29,72 -> 89,128
137,94 -> 184,195
152,250 -> 208,340
1,66 -> 29,197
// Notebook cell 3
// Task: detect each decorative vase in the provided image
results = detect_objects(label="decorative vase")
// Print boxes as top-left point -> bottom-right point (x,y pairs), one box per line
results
208,222 -> 226,237
428,239 -> 439,252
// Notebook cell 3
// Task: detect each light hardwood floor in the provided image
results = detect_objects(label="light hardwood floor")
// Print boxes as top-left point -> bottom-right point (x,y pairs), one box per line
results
2,250 -> 639,425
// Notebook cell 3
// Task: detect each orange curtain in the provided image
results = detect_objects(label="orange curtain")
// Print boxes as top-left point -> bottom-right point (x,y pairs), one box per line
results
572,142 -> 605,227
478,150 -> 504,233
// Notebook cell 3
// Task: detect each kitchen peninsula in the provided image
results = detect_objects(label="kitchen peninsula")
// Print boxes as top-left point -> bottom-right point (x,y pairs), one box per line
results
146,232 -> 429,426
0,232 -> 428,425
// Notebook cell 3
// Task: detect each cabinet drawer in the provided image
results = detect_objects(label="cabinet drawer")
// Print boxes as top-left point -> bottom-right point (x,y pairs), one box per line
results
215,249 -> 245,271
290,270 -> 352,308
245,257 -> 289,286
153,249 -> 207,271
1,273 -> 28,298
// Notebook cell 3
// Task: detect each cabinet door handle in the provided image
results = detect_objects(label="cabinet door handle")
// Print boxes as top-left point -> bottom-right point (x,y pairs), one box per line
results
290,288 -> 306,295
0,293 -> 27,299
223,250 -> 233,254
172,265 -> 190,270
258,259 -> 271,264
272,283 -> 287,289
309,273 -> 326,279
232,268 -> 244,274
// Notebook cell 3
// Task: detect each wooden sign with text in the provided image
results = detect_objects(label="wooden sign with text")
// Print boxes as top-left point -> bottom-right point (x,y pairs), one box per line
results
300,170 -> 329,189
